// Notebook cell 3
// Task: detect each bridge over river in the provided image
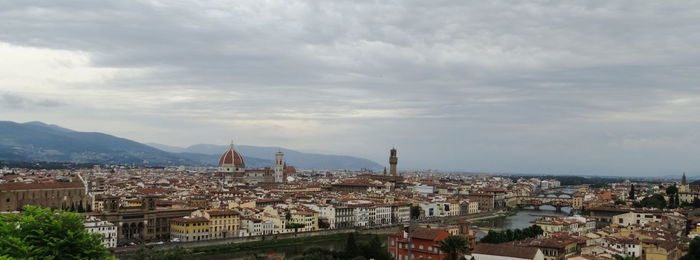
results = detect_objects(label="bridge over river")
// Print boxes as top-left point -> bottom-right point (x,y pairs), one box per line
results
515,196 -> 573,212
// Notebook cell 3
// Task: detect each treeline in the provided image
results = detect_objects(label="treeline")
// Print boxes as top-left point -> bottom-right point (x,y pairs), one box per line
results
139,233 -> 392,260
633,185 -> 700,209
479,225 -> 543,244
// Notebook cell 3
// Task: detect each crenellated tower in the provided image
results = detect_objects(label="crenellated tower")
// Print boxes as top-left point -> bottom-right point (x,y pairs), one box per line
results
390,147 -> 398,177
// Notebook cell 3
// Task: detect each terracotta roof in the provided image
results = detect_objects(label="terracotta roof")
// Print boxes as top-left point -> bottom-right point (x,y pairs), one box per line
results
411,227 -> 448,241
171,217 -> 209,223
218,144 -> 245,168
472,243 -> 540,259
0,182 -> 83,191
285,166 -> 296,174
207,210 -> 240,217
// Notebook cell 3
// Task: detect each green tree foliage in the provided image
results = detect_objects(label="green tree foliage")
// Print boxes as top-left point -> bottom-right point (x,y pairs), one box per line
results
285,223 -> 305,233
344,233 -> 362,258
479,225 -> 544,244
629,184 -> 635,200
439,235 -> 468,260
0,206 -> 113,260
614,255 -> 639,260
360,235 -> 391,260
290,248 -> 339,260
615,200 -> 626,205
682,236 -> 700,260
318,220 -> 330,229
133,246 -> 193,260
666,185 -> 678,196
410,205 -> 421,219
638,194 -> 667,209
297,233 -> 391,260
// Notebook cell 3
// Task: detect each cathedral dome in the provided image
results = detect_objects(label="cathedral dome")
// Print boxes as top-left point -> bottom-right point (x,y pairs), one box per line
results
218,142 -> 245,169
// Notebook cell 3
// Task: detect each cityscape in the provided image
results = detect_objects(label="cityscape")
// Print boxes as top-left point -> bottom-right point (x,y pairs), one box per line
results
3,1 -> 700,260
2,141 -> 699,260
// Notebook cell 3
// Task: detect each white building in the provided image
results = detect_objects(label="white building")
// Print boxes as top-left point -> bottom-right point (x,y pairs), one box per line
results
416,185 -> 435,194
602,237 -> 642,258
420,202 -> 440,218
242,218 -> 274,236
305,204 -> 336,229
612,211 -> 663,227
352,205 -> 369,227
84,216 -> 117,248
373,205 -> 392,225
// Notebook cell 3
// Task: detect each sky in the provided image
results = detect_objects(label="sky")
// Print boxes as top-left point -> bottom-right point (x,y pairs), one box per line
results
1,1 -> 700,176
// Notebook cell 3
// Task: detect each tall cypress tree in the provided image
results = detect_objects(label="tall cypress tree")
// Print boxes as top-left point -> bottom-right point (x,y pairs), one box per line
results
629,184 -> 635,200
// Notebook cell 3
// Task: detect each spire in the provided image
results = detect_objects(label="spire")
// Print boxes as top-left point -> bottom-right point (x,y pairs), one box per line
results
682,172 -> 687,185
230,139 -> 235,150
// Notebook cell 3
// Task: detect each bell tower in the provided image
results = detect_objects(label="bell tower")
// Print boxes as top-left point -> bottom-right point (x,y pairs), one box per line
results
389,147 -> 398,177
274,151 -> 284,183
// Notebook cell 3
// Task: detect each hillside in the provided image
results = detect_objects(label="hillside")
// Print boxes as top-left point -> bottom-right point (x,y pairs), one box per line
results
152,143 -> 384,170
0,121 -> 269,167
0,121 -> 382,170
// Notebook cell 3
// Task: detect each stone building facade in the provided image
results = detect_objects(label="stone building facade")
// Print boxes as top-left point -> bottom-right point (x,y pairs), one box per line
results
0,182 -> 88,212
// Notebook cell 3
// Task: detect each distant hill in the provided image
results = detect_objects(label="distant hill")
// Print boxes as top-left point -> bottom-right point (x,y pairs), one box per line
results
150,143 -> 384,170
0,121 -> 269,167
0,121 -> 382,170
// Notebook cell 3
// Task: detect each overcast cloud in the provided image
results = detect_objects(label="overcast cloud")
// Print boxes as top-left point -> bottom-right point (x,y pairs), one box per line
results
1,0 -> 700,175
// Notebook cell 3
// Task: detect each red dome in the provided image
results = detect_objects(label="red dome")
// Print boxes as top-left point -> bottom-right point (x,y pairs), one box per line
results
218,144 -> 245,168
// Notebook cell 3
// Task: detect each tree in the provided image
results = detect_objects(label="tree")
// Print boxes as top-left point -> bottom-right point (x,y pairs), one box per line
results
615,200 -> 626,205
639,194 -> 667,209
360,235 -> 391,260
344,233 -> 361,258
682,236 -> 700,260
290,248 -> 336,260
629,184 -> 635,200
479,225 -> 542,244
0,206 -> 113,259
410,206 -> 421,219
614,255 -> 639,260
133,246 -> 193,260
439,235 -> 468,260
318,220 -> 330,229
666,185 -> 678,196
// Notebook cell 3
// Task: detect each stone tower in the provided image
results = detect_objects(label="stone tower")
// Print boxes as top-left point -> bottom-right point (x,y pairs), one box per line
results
389,147 -> 398,177
683,172 -> 687,186
274,151 -> 285,183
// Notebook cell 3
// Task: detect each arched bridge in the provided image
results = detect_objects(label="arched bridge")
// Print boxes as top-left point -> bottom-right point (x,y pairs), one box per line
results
516,196 -> 573,212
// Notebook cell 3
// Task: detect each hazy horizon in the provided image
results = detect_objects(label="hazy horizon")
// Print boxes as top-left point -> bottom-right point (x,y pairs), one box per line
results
2,1 -> 700,176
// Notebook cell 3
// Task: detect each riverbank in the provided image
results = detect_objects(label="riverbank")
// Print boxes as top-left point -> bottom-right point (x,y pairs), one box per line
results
470,208 -> 519,223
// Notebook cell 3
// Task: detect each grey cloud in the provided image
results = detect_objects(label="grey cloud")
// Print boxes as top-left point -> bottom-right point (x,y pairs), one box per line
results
2,1 -> 700,175
1,93 -> 65,109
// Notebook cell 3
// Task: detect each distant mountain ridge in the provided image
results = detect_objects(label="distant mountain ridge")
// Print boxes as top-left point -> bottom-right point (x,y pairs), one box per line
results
0,121 -> 382,170
148,143 -> 384,170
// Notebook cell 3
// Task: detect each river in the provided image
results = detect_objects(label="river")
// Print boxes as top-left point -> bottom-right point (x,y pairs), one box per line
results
473,187 -> 578,240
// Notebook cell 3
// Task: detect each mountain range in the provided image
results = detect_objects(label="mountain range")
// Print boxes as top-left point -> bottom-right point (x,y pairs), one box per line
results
147,143 -> 384,170
0,121 -> 383,170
